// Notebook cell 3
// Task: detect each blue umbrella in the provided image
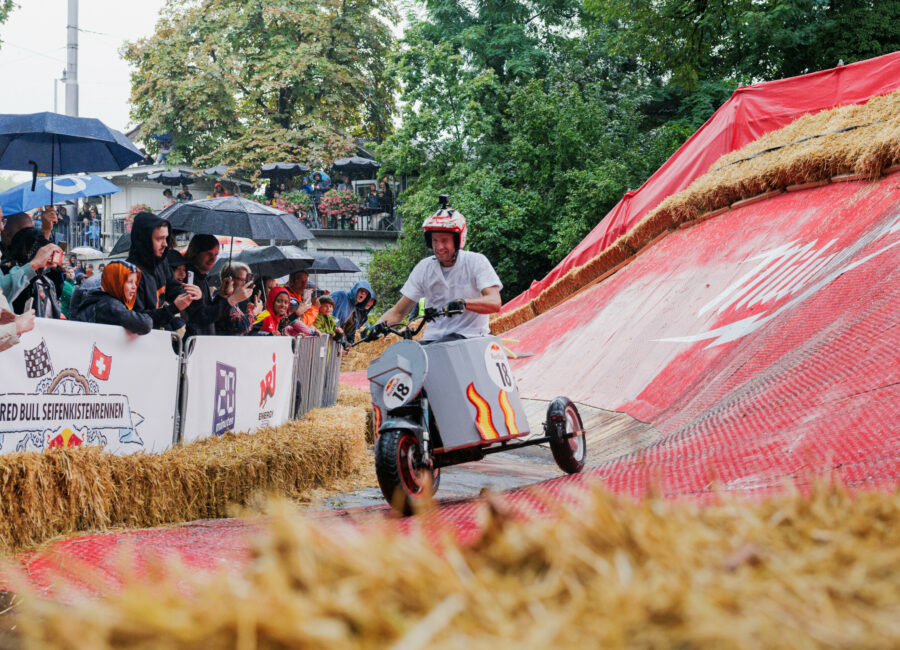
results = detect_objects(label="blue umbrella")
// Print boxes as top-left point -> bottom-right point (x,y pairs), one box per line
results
0,111 -> 143,204
0,174 -> 120,214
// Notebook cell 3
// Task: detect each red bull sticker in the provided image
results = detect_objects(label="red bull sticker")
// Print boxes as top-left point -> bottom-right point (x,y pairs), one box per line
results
383,372 -> 413,409
484,342 -> 515,391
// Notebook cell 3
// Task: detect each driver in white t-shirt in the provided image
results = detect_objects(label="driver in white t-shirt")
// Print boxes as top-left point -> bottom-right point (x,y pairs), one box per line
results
373,196 -> 502,342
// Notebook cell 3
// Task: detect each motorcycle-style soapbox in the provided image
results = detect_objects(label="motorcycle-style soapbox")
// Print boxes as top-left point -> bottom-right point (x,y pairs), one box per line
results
361,307 -> 586,513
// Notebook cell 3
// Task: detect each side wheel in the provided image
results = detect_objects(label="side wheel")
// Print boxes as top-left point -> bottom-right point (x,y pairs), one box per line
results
374,429 -> 440,514
546,397 -> 586,474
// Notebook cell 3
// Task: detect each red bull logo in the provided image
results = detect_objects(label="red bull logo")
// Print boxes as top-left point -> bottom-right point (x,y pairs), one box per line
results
47,427 -> 84,449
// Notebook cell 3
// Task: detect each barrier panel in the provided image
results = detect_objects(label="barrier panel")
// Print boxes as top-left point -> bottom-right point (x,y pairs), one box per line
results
0,319 -> 180,454
180,335 -> 296,444
293,336 -> 343,418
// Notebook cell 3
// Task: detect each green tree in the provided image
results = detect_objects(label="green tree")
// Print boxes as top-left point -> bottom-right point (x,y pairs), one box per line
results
0,0 -> 15,49
122,0 -> 398,172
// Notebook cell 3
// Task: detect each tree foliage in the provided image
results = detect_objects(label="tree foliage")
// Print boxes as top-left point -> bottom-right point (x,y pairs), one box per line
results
122,0 -> 398,172
0,0 -> 15,49
370,0 -> 899,305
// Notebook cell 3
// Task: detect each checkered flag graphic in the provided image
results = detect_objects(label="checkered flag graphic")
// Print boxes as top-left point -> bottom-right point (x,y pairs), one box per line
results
23,339 -> 53,379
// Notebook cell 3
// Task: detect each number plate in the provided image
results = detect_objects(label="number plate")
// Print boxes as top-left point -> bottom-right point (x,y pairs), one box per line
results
484,342 -> 515,391
383,371 -> 414,408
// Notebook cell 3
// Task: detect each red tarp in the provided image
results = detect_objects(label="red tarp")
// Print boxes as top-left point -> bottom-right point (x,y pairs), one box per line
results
502,50 -> 900,312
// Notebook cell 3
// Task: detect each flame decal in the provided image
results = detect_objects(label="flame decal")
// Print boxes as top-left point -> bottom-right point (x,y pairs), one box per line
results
498,389 -> 521,437
466,383 -> 499,440
373,405 -> 382,439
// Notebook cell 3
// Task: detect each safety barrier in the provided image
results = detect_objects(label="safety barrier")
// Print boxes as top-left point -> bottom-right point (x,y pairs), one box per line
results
0,318 -> 347,454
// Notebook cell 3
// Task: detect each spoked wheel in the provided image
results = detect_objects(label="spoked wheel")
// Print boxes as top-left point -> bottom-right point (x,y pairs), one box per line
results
546,397 -> 587,474
374,429 -> 440,514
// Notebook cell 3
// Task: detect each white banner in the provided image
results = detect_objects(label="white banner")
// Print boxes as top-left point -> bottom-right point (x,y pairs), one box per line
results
0,319 -> 180,454
180,336 -> 295,444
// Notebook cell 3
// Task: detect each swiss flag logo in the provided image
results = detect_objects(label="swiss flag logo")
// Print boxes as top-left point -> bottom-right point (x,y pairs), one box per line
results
89,345 -> 112,381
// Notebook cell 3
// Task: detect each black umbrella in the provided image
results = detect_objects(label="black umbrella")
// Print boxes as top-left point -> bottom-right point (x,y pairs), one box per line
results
110,231 -> 131,255
0,111 -> 143,204
260,162 -> 310,179
331,156 -> 380,179
204,164 -> 229,177
159,196 -> 314,242
210,245 -> 314,280
307,254 -> 361,274
147,169 -> 196,186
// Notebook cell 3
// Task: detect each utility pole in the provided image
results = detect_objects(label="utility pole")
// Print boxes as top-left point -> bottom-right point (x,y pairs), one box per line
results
65,0 -> 78,116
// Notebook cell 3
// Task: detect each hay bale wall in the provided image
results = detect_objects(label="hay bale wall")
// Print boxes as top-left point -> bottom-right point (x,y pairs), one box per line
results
14,484 -> 900,648
0,403 -> 369,555
491,89 -> 900,335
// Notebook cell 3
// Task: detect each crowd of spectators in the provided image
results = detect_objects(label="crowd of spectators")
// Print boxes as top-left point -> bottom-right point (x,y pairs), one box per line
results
0,207 -> 377,351
268,173 -> 396,231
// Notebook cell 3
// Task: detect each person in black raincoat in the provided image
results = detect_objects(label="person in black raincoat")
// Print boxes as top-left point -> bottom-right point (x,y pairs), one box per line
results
126,212 -> 199,329
181,234 -> 253,337
72,260 -> 152,335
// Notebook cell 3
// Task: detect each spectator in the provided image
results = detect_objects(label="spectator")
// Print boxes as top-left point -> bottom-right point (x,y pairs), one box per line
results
155,140 -> 172,164
0,211 -> 64,316
313,295 -> 343,340
72,260 -> 152,335
127,211 -> 199,330
298,177 -> 314,195
212,183 -> 225,198
330,280 -> 376,343
86,206 -> 101,248
0,209 -> 63,306
56,205 -> 69,244
283,270 -> 323,327
162,188 -> 175,209
59,265 -> 76,317
216,261 -> 255,336
312,172 -> 331,228
181,234 -> 252,336
259,286 -> 315,336
379,178 -> 394,214
165,248 -> 187,283
365,185 -> 380,210
139,148 -> 154,165
0,284 -> 35,353
176,184 -> 193,202
337,175 -> 352,192
85,265 -> 94,278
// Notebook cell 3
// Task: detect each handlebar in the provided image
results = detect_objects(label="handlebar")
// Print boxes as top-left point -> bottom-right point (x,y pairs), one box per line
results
349,305 -> 465,347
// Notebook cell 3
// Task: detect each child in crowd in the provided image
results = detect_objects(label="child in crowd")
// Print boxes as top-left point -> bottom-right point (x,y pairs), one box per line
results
259,287 -> 317,337
72,260 -> 152,335
313,295 -> 344,341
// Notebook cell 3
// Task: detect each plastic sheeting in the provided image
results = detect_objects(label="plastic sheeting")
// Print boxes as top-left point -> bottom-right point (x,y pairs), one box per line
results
503,51 -> 900,312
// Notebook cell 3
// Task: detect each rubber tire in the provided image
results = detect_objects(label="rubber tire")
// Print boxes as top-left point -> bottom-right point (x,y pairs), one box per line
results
374,429 -> 439,515
547,397 -> 586,474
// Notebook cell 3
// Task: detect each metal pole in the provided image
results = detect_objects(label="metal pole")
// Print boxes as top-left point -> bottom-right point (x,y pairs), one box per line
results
65,0 -> 78,116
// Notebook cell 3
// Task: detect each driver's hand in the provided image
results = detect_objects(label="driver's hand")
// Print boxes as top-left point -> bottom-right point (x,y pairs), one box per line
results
365,322 -> 388,341
443,299 -> 466,314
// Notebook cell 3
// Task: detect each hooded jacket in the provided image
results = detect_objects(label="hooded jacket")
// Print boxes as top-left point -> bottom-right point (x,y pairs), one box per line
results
126,212 -> 185,328
331,280 -> 376,343
73,261 -> 152,335
260,287 -> 313,336
182,262 -> 230,337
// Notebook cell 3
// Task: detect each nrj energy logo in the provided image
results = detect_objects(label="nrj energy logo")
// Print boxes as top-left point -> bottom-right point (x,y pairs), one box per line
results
660,211 -> 900,348
0,341 -> 144,452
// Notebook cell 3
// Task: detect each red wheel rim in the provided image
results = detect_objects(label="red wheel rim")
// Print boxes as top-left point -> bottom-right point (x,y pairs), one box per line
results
565,404 -> 585,460
397,433 -> 427,496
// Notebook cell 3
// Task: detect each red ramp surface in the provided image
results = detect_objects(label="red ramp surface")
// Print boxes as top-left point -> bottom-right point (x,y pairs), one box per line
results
508,175 -> 900,494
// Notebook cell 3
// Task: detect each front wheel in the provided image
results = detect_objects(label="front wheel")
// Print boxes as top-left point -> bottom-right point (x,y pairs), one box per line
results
547,397 -> 586,474
374,429 -> 440,514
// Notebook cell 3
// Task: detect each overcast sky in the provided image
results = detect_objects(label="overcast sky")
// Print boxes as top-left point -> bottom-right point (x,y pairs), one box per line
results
0,0 -> 167,132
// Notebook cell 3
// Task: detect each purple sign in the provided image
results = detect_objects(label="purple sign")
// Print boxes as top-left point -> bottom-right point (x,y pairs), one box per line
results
212,362 -> 237,435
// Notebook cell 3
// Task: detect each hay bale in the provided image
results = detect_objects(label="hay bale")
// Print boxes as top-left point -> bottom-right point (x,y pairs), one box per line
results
0,406 -> 369,555
490,303 -> 536,335
13,483 -> 900,648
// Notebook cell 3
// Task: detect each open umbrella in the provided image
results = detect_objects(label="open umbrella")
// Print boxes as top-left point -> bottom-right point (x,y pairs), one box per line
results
110,231 -> 131,256
204,164 -> 229,177
331,156 -> 380,179
147,170 -> 196,186
307,254 -> 361,274
215,235 -> 258,254
159,196 -> 314,243
260,162 -> 310,179
0,174 -> 120,215
0,112 -> 143,204
210,245 -> 314,280
69,246 -> 105,259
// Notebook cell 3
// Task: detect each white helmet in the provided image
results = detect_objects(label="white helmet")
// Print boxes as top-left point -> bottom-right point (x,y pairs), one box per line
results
423,195 -> 467,251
